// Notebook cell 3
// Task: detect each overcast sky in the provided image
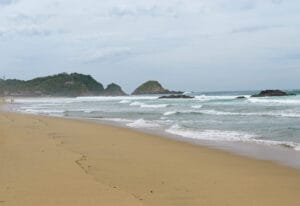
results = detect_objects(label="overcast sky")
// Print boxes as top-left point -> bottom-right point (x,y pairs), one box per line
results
0,0 -> 299,92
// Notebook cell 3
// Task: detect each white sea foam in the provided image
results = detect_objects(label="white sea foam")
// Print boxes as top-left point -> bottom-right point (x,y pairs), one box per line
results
163,111 -> 177,116
199,109 -> 300,118
294,145 -> 300,151
248,98 -> 300,105
195,95 -> 237,101
126,119 -> 160,128
62,108 -> 100,114
166,124 -> 300,150
23,108 -> 65,115
251,139 -> 300,149
83,109 -> 94,113
119,100 -> 131,104
130,101 -> 144,106
191,105 -> 203,109
102,118 -> 132,123
130,101 -> 169,108
76,96 -> 157,102
14,98 -> 72,104
163,110 -> 199,116
140,104 -> 169,108
166,124 -> 256,142
14,96 -> 158,105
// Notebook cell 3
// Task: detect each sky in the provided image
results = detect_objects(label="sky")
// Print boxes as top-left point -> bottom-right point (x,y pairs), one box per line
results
0,0 -> 299,92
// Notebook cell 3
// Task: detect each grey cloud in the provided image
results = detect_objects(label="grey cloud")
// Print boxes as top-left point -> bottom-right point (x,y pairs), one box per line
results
77,47 -> 133,64
231,25 -> 284,34
272,0 -> 283,4
9,13 -> 54,24
109,5 -> 178,18
0,26 -> 60,38
220,1 -> 257,11
0,0 -> 300,91
0,0 -> 17,6
239,1 -> 256,10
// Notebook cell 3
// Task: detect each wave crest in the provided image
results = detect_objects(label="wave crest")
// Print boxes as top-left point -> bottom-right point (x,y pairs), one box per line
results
126,119 -> 160,128
166,124 -> 300,150
130,101 -> 169,108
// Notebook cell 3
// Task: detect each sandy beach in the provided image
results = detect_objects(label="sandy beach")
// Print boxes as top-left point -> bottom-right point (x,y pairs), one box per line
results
1,110 -> 300,206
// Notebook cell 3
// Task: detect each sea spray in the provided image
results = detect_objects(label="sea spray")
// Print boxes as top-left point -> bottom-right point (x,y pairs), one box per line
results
126,119 -> 160,128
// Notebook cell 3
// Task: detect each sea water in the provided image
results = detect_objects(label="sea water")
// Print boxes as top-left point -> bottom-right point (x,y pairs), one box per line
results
8,90 -> 300,166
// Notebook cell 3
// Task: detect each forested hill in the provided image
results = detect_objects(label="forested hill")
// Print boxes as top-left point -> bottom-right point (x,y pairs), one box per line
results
0,73 -> 105,97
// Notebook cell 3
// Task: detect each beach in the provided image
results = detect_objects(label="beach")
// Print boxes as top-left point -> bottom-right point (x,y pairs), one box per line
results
9,95 -> 300,167
1,110 -> 300,206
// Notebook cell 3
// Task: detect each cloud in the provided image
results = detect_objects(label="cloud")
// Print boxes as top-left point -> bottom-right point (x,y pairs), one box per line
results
0,0 -> 300,91
109,5 -> 178,18
78,47 -> 133,63
272,0 -> 283,4
0,0 -> 16,6
0,25 -> 57,37
231,25 -> 284,34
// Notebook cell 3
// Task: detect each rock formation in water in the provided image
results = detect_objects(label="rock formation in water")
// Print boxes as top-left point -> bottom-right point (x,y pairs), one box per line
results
159,94 -> 194,99
236,96 -> 246,99
132,80 -> 182,95
251,90 -> 295,97
103,83 -> 127,96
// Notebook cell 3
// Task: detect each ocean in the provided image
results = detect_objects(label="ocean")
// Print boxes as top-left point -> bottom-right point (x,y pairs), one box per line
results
7,90 -> 300,167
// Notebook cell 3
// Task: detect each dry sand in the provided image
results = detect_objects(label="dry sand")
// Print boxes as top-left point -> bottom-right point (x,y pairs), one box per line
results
0,110 -> 300,206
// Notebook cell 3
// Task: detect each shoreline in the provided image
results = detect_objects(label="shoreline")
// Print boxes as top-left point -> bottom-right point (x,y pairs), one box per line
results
84,117 -> 300,169
1,110 -> 300,205
3,101 -> 300,169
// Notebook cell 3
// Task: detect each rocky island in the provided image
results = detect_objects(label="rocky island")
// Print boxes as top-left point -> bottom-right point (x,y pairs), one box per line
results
103,83 -> 127,96
132,80 -> 182,95
251,90 -> 295,97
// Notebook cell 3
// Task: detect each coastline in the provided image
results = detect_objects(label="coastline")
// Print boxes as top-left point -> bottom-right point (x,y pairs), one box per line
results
92,118 -> 300,169
3,100 -> 300,169
1,110 -> 300,205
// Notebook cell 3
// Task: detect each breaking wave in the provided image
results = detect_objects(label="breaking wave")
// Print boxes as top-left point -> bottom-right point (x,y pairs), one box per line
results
130,101 -> 169,108
166,124 -> 300,150
126,119 -> 160,128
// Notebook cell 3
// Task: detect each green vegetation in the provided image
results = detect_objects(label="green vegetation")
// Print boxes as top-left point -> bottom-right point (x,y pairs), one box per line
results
132,81 -> 165,95
0,74 -> 182,97
1,73 -> 105,97
132,80 -> 183,95
103,83 -> 127,96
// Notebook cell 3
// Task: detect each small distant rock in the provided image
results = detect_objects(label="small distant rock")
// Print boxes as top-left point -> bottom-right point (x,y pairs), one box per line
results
159,94 -> 195,99
251,90 -> 295,97
236,96 -> 246,99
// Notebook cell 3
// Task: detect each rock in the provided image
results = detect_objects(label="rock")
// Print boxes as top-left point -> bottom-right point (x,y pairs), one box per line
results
132,80 -> 182,95
159,95 -> 194,99
251,90 -> 294,97
103,83 -> 127,96
236,96 -> 246,99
